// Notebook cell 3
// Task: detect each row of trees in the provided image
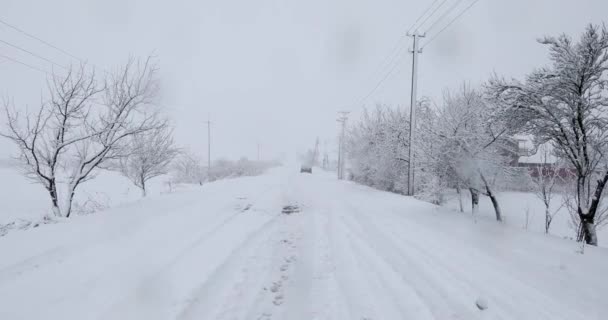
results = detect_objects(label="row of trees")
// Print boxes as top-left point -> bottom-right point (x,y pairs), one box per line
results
1,58 -> 163,217
347,85 -> 516,221
346,24 -> 608,245
170,152 -> 279,186
1,57 -> 278,218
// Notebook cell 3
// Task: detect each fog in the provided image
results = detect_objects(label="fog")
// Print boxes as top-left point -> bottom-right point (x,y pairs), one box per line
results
1,0 -> 606,160
4,2 -> 608,318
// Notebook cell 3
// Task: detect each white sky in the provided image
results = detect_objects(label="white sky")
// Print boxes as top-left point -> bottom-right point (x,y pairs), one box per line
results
1,0 -> 606,161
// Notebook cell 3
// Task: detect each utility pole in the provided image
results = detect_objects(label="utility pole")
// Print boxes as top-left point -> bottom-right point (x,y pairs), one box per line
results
322,139 -> 329,169
206,118 -> 212,180
407,33 -> 424,196
336,111 -> 350,180
313,137 -> 320,166
257,143 -> 261,162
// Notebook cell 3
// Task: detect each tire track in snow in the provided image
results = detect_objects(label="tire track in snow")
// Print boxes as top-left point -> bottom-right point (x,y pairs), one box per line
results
341,200 -> 586,320
96,184 -> 283,319
176,183 -> 299,320
176,214 -> 281,320
338,205 -> 479,319
280,207 -> 350,320
243,216 -> 303,320
377,215 -> 584,320
333,211 -> 437,319
368,206 -> 583,320
324,207 -> 383,319
205,180 -> 322,320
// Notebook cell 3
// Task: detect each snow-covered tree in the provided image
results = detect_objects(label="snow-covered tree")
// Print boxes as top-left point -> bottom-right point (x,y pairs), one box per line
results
429,85 -> 515,220
1,58 -> 162,217
117,123 -> 179,196
345,85 -> 514,220
412,99 -> 452,205
489,24 -> 608,245
172,151 -> 206,185
346,105 -> 410,194
528,144 -> 565,234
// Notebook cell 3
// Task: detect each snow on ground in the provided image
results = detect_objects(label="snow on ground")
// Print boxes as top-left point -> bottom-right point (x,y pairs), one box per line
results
0,167 -> 50,224
444,190 -> 608,247
0,165 -> 171,224
1,167 -> 608,319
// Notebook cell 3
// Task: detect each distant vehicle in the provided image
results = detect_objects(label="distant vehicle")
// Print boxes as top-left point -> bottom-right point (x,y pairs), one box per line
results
300,165 -> 312,173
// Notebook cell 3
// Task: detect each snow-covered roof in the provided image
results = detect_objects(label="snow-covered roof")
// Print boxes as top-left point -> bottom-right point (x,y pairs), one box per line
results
516,138 -> 558,164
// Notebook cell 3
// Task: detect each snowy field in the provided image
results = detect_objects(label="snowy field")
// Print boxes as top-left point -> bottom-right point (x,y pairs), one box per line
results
0,164 -> 173,225
1,166 -> 607,319
444,190 -> 608,248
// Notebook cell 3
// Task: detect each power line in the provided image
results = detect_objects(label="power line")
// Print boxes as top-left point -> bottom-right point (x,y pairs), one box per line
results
350,0 -> 456,111
375,0 -> 445,75
0,18 -> 109,74
0,18 -> 85,63
0,53 -> 50,75
365,40 -> 407,88
354,46 -> 408,108
412,0 -> 451,33
422,0 -> 466,34
362,0 -> 446,97
407,0 -> 441,32
422,0 -> 482,49
372,0 -> 448,76
0,38 -> 68,70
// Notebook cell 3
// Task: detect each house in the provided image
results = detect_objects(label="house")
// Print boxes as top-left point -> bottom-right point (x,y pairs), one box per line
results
513,136 -> 574,180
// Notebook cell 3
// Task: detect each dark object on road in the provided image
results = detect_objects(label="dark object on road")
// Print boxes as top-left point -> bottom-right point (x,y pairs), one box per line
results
300,165 -> 312,173
282,205 -> 300,214
475,297 -> 488,310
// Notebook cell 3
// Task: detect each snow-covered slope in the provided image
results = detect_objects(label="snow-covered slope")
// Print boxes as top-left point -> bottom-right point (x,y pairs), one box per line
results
0,166 -> 171,224
444,191 -> 608,246
1,167 -> 607,319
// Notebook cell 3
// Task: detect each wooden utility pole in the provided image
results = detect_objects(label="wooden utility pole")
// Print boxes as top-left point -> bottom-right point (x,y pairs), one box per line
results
407,33 -> 424,196
257,143 -> 261,161
206,119 -> 212,180
337,111 -> 350,180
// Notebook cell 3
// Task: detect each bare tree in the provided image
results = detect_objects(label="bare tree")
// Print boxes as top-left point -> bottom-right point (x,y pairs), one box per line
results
1,57 -> 162,217
490,24 -> 608,245
529,144 -> 565,234
1,67 -> 100,217
117,124 -> 179,196
172,151 -> 206,185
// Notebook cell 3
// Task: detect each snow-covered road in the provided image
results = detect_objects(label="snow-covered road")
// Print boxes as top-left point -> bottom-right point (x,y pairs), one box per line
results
1,167 -> 607,319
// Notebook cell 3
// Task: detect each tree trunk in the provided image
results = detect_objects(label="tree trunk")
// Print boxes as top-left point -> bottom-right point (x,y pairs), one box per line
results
469,188 -> 479,214
545,207 -> 551,234
456,184 -> 464,213
139,173 -> 147,197
47,179 -> 62,217
578,171 -> 608,245
582,220 -> 597,245
65,189 -> 76,218
488,192 -> 502,222
479,171 -> 502,222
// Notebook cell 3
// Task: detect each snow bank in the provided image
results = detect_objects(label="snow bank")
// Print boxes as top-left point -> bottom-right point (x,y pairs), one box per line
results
444,190 -> 608,247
